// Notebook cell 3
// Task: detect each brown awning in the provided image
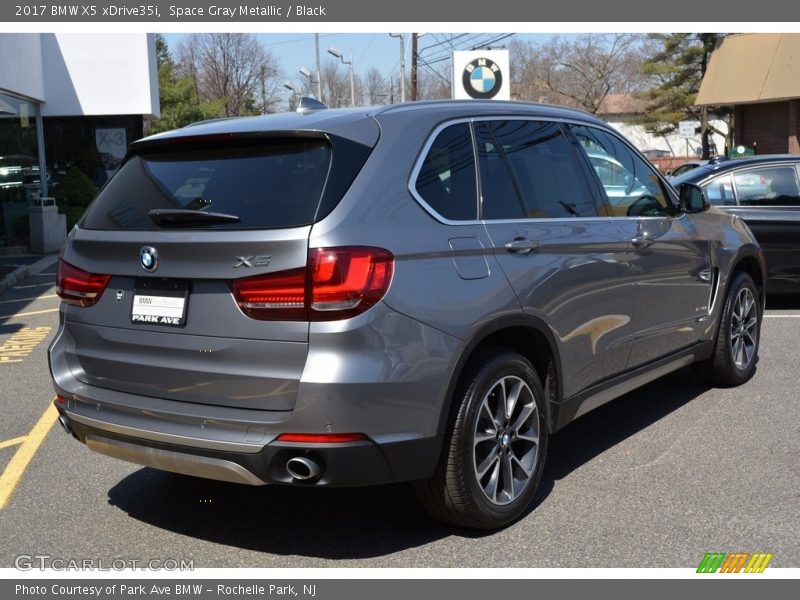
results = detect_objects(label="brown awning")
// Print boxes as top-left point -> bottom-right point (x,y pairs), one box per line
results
695,33 -> 800,106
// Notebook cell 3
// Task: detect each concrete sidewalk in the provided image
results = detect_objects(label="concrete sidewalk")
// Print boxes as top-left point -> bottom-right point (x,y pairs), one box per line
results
0,254 -> 59,294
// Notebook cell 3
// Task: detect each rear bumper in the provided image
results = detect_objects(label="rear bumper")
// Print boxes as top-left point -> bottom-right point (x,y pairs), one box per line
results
56,400 -> 441,487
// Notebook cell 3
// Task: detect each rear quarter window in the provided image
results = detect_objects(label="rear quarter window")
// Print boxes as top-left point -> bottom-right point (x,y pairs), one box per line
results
81,139 -> 335,230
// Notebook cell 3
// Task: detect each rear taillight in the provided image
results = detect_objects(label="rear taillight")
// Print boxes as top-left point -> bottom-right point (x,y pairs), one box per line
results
56,258 -> 111,307
232,246 -> 394,322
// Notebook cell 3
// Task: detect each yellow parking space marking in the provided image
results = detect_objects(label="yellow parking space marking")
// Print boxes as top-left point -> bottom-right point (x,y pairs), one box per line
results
764,315 -> 800,318
0,308 -> 59,319
0,401 -> 59,510
0,294 -> 58,304
0,437 -> 26,450
0,326 -> 52,364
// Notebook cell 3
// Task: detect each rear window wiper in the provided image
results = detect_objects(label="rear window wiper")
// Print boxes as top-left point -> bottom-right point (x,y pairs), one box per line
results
148,209 -> 241,227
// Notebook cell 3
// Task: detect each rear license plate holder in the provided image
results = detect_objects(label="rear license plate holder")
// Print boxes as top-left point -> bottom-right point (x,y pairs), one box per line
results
131,279 -> 189,327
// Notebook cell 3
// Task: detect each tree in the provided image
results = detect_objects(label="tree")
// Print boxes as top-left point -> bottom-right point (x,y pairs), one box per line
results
416,63 -> 450,100
639,34 -> 728,158
510,34 -> 647,113
148,34 -> 220,134
176,33 -> 283,117
364,67 -> 388,105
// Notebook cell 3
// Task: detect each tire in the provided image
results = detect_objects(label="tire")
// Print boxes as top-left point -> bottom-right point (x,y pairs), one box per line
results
693,271 -> 761,386
414,350 -> 548,529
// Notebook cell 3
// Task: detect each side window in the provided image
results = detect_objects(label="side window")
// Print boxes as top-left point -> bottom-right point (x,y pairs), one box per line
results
474,122 -> 525,220
733,166 -> 800,206
569,124 -> 675,218
414,123 -> 478,220
481,120 -> 599,219
703,174 -> 735,206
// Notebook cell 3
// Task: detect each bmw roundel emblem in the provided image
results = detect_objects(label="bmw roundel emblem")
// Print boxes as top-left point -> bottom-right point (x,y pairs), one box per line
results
462,57 -> 503,99
140,246 -> 158,272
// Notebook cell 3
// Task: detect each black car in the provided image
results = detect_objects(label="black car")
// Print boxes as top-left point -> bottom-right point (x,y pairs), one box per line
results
672,154 -> 800,293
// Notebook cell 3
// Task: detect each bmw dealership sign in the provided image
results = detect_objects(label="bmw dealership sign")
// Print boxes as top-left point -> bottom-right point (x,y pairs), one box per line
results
452,50 -> 510,100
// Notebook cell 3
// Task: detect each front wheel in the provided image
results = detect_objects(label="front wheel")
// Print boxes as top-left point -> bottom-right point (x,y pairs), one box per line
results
414,350 -> 548,529
694,271 -> 761,386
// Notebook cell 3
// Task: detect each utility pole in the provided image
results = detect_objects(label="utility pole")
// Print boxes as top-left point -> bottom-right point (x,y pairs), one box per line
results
411,33 -> 418,101
260,65 -> 267,114
315,33 -> 322,103
390,33 -> 406,102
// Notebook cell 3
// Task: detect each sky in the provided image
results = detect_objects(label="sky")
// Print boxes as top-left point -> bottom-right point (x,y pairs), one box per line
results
160,32 -> 570,95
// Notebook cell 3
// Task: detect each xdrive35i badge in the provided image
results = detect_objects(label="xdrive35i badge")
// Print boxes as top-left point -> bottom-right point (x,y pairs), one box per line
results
140,246 -> 158,272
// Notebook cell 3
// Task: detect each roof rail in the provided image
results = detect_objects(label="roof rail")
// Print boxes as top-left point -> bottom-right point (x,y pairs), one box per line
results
296,97 -> 328,115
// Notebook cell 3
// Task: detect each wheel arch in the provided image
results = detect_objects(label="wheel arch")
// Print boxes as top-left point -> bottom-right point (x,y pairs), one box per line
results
437,315 -> 564,438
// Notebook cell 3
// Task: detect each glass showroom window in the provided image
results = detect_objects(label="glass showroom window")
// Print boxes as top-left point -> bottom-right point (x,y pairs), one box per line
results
0,91 -> 42,237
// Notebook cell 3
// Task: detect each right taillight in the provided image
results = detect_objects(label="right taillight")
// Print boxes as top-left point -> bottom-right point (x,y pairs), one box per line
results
231,246 -> 394,322
56,258 -> 111,307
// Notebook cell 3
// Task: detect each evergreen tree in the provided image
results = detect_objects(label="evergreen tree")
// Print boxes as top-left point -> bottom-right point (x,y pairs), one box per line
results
640,34 -> 729,158
148,35 -> 220,134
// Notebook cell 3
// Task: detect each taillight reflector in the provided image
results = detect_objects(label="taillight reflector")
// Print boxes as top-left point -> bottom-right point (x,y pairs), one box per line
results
231,246 -> 394,321
56,258 -> 111,307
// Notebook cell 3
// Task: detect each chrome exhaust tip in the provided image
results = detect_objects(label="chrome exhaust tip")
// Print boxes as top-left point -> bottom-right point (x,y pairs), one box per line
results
286,456 -> 322,481
58,414 -> 72,436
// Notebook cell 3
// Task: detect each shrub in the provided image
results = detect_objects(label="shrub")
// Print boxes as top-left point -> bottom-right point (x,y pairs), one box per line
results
53,166 -> 98,209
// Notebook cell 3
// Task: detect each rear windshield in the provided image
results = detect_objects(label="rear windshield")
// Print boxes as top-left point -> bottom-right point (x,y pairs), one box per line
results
81,139 -> 332,230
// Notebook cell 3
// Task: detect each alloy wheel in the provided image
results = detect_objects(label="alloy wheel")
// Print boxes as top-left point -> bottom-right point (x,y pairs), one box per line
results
730,287 -> 758,370
472,376 -> 540,506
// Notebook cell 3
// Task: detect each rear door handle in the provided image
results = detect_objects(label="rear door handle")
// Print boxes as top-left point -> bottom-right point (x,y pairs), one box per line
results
504,238 -> 539,255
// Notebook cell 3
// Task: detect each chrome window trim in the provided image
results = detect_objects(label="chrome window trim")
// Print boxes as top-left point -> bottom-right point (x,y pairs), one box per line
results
408,115 -> 683,226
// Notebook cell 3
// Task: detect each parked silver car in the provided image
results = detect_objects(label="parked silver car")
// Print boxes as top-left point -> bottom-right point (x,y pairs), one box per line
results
51,100 -> 765,529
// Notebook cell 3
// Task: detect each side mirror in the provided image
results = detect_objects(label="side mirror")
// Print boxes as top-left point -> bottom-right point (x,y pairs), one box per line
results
679,182 -> 709,213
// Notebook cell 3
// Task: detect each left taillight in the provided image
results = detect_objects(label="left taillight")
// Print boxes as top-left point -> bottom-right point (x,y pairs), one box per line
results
231,246 -> 394,322
56,258 -> 111,307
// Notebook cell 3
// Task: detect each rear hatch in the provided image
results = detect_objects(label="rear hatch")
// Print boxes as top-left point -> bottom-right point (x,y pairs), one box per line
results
57,125 -> 377,411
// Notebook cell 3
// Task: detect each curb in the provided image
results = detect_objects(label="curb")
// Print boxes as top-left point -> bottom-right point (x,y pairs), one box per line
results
0,264 -> 30,293
0,254 -> 59,294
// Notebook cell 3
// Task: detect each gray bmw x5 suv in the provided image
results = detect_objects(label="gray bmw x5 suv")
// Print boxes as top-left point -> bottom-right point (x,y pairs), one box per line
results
50,100 -> 765,529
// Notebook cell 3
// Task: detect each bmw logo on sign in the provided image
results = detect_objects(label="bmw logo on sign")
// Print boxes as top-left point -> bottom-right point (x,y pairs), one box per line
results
463,58 -> 503,99
140,246 -> 158,272
453,49 -> 510,101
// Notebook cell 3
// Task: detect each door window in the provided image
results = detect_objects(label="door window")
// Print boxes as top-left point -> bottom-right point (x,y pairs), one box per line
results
733,166 -> 800,206
568,124 -> 675,218
477,120 -> 599,219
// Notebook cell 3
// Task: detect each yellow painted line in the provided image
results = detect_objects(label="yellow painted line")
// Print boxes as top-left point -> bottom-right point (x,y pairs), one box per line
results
0,294 -> 58,304
0,308 -> 59,319
0,436 -> 26,450
0,401 -> 59,510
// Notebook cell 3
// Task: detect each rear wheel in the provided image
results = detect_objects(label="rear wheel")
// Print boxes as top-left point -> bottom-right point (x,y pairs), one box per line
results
415,350 -> 548,529
694,271 -> 761,386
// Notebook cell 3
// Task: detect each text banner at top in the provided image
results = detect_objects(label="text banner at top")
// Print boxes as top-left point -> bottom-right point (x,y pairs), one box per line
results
1,0 -> 798,22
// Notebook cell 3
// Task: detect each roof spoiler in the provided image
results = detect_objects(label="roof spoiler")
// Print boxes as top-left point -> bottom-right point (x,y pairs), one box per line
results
296,97 -> 328,115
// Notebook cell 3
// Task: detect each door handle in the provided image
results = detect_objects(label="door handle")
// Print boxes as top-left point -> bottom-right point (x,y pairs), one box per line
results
504,238 -> 539,255
630,235 -> 652,249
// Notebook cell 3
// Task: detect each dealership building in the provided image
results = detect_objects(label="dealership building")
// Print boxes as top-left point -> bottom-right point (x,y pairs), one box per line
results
0,33 -> 159,239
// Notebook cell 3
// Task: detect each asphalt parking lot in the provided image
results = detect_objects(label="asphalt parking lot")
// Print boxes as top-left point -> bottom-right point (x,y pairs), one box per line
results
0,264 -> 798,569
